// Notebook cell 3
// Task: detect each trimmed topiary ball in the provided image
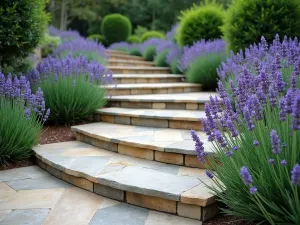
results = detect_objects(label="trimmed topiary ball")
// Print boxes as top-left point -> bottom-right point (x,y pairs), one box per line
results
127,35 -> 141,44
141,31 -> 165,42
223,0 -> 300,53
101,14 -> 132,45
143,46 -> 156,61
88,34 -> 108,46
177,3 -> 224,46
154,50 -> 169,67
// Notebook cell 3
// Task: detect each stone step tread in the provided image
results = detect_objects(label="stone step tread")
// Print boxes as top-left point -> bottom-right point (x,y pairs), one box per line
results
108,59 -> 153,64
108,54 -> 144,59
33,141 -> 214,206
106,49 -> 128,54
108,92 -> 216,103
104,83 -> 201,89
112,74 -> 184,78
96,108 -> 205,121
108,66 -> 169,70
71,122 -> 212,155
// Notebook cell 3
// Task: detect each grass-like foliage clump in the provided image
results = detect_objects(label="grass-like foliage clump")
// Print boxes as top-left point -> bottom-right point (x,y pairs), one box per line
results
28,55 -> 113,124
192,36 -> 300,225
0,73 -> 49,166
186,53 -> 226,90
154,50 -> 169,67
143,46 -> 156,61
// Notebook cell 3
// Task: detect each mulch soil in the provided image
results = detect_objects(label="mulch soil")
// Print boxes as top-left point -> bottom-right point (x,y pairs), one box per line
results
1,124 -> 257,225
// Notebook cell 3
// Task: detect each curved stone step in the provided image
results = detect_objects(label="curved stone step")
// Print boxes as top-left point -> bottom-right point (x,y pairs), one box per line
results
108,66 -> 170,74
33,141 -> 217,221
106,49 -> 128,55
108,59 -> 154,67
95,108 -> 204,130
108,92 -> 216,110
113,74 -> 184,84
104,83 -> 202,96
108,54 -> 145,61
71,122 -> 213,168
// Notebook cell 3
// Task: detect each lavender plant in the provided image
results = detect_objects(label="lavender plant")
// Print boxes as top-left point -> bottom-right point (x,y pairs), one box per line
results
166,45 -> 183,74
140,38 -> 162,61
129,44 -> 142,56
28,55 -> 113,124
53,38 -> 107,64
179,39 -> 227,89
0,72 -> 49,166
154,40 -> 176,67
192,36 -> 300,224
48,26 -> 80,43
108,42 -> 129,53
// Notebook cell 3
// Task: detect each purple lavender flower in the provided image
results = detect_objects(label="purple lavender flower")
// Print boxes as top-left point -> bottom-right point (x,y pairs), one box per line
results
240,166 -> 253,185
292,93 -> 300,130
24,108 -> 31,120
206,170 -> 214,179
178,39 -> 226,72
232,146 -> 239,151
281,160 -> 287,166
214,130 -> 227,147
291,164 -> 300,185
227,119 -> 239,137
253,140 -> 260,146
190,130 -> 206,163
249,186 -> 257,195
282,143 -> 287,148
226,151 -> 233,157
270,129 -> 281,154
268,159 -> 275,165
243,106 -> 255,131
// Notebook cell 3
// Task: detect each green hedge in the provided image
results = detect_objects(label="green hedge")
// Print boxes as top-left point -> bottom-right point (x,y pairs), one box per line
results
223,0 -> 300,52
127,35 -> 141,43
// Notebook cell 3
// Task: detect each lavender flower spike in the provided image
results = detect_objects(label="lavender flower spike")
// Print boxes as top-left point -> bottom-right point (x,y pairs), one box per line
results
270,129 -> 281,154
190,130 -> 206,163
206,170 -> 214,179
249,186 -> 257,195
240,166 -> 253,185
291,164 -> 300,186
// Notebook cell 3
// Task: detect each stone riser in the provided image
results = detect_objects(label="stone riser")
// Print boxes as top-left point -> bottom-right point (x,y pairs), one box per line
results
109,69 -> 170,74
108,101 -> 205,111
75,132 -> 205,169
109,55 -> 145,61
113,77 -> 182,84
94,114 -> 202,131
108,62 -> 154,67
36,158 -> 217,222
107,87 -> 202,96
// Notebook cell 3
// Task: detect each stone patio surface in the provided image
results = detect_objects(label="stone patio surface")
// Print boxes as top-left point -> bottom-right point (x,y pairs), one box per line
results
0,166 -> 202,225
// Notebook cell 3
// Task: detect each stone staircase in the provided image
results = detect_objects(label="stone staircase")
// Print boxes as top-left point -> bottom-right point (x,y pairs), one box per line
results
33,50 -> 217,223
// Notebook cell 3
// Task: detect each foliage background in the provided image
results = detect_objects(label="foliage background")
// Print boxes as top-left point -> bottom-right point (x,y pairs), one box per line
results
47,0 -> 232,36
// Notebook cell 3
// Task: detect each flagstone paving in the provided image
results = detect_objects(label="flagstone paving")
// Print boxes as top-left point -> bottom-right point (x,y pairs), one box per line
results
0,166 -> 202,225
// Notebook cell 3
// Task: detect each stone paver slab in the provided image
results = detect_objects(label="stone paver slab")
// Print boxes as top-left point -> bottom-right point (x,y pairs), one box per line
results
0,209 -> 49,225
0,166 -> 50,182
98,166 -> 200,201
0,188 -> 65,210
43,187 -> 103,225
109,92 -> 216,103
6,176 -> 70,191
145,211 -> 201,225
104,83 -> 201,89
97,108 -> 205,121
0,210 -> 11,221
0,183 -> 16,202
90,203 -> 149,225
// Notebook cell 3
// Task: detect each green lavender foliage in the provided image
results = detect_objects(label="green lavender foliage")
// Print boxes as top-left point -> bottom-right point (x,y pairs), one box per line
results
186,52 -> 226,89
88,34 -> 108,46
171,59 -> 182,74
143,46 -> 156,61
37,75 -> 106,124
129,48 -> 142,56
154,50 -> 169,67
0,100 -> 42,166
